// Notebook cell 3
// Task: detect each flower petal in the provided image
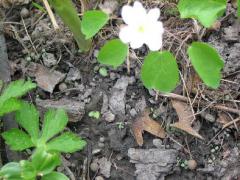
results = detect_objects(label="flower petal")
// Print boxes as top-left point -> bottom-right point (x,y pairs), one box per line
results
129,32 -> 144,49
133,1 -> 147,18
121,5 -> 135,25
146,36 -> 163,51
147,8 -> 160,21
119,26 -> 133,43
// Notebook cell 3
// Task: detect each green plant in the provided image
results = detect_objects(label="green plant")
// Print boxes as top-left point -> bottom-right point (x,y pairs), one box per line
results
94,1 -> 232,92
46,0 -> 109,52
0,102 -> 86,179
88,111 -> 101,119
48,0 -> 91,52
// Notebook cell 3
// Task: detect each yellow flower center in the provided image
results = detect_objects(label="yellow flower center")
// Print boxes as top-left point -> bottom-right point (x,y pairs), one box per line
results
138,25 -> 145,33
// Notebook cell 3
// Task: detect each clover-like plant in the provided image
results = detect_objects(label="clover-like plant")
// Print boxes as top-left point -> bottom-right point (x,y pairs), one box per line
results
95,1 -> 233,93
0,102 -> 86,179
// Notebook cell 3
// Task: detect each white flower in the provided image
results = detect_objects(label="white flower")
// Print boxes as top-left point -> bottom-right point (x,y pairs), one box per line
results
119,1 -> 164,51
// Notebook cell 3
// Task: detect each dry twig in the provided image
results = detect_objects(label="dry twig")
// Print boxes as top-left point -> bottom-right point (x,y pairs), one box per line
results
42,0 -> 59,30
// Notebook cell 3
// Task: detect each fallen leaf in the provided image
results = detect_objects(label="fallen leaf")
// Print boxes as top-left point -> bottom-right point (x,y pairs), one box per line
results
170,100 -> 204,140
132,109 -> 166,146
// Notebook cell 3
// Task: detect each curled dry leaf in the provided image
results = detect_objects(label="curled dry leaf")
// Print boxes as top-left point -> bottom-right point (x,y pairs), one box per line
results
132,109 -> 166,146
170,100 -> 204,140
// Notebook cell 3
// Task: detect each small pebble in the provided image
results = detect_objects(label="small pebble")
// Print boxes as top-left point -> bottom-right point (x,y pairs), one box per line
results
153,139 -> 163,148
187,159 -> 197,170
92,148 -> 101,155
59,83 -> 67,92
103,111 -> 115,122
98,142 -> 105,148
129,108 -> 137,117
95,176 -> 104,180
99,137 -> 105,143
20,7 -> 30,18
90,162 -> 99,172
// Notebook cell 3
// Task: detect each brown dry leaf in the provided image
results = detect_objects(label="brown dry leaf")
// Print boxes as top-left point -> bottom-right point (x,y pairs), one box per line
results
132,109 -> 166,146
170,100 -> 204,140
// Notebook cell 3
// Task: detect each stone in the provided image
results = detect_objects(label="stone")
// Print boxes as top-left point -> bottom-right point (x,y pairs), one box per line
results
42,53 -> 57,67
66,67 -> 81,82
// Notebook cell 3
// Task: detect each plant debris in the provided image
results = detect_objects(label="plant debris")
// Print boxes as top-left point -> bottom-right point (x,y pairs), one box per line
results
170,100 -> 204,140
132,109 -> 166,146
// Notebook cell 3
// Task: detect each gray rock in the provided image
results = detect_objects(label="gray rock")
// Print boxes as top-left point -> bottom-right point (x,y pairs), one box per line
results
103,111 -> 115,122
58,83 -> 67,92
109,76 -> 130,117
152,139 -> 163,148
42,53 -> 57,67
98,157 -> 112,178
201,112 -> 216,123
20,7 -> 30,18
130,108 -> 137,117
66,67 -> 81,82
128,147 -> 178,180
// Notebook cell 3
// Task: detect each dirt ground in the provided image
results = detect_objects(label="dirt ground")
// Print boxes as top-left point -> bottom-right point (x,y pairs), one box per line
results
1,0 -> 240,180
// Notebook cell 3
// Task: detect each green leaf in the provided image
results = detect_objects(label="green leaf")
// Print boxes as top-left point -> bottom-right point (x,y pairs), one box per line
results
187,42 -> 224,88
98,39 -> 128,68
42,172 -> 69,180
15,102 -> 39,141
0,162 -> 21,179
2,129 -> 34,151
49,0 -> 91,52
31,149 -> 61,175
20,160 -> 37,180
81,10 -> 109,39
47,132 -> 87,153
0,98 -> 22,116
32,2 -> 47,13
178,0 -> 227,27
141,51 -> 179,93
40,109 -> 68,142
88,111 -> 101,119
99,67 -> 108,77
0,79 -> 36,105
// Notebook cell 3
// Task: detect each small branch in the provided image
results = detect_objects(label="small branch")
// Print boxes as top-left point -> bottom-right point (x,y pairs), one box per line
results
222,117 -> 240,129
42,0 -> 59,30
159,93 -> 240,115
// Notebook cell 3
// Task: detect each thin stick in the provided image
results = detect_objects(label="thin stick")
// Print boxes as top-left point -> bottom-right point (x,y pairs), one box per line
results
42,0 -> 59,30
21,17 -> 38,55
126,49 -> 130,74
222,117 -> 240,129
159,92 -> 240,114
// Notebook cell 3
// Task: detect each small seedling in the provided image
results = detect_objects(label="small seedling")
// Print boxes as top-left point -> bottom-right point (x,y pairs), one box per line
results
99,67 -> 108,77
88,111 -> 101,119
116,122 -> 124,129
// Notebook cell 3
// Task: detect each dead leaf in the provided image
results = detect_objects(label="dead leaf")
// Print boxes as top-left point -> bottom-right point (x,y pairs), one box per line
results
132,109 -> 166,146
170,100 -> 204,140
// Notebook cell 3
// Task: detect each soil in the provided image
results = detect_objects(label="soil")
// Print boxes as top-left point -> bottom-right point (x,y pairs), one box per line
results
1,0 -> 240,180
